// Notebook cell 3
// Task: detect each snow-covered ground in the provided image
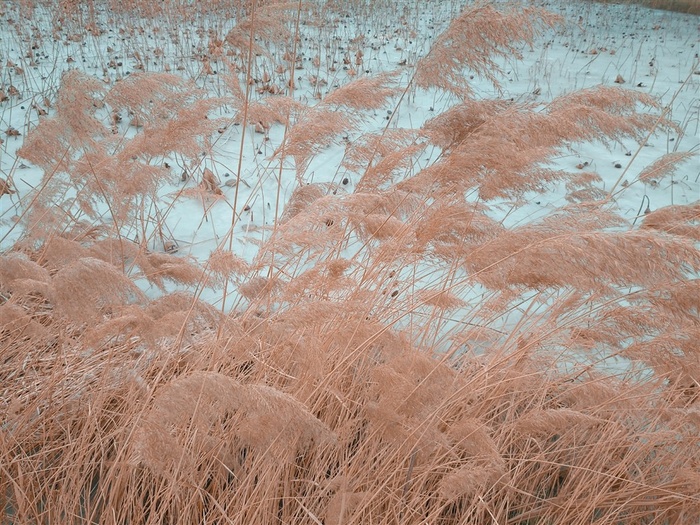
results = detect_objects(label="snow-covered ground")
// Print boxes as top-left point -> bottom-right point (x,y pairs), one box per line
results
1,0 -> 698,315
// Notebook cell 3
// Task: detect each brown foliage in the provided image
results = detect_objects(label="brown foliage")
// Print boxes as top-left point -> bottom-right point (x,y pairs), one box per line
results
415,4 -> 559,98
2,2 -> 699,524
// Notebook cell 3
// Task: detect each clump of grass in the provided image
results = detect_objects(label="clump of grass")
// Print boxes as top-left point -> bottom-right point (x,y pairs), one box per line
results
1,1 -> 699,524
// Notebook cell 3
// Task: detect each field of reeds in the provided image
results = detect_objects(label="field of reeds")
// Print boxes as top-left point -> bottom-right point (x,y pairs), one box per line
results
1,0 -> 699,523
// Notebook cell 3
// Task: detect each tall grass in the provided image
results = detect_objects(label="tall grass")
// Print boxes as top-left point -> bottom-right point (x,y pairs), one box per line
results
1,0 -> 699,524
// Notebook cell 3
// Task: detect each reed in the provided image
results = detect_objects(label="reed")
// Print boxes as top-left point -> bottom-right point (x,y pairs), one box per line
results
1,1 -> 698,523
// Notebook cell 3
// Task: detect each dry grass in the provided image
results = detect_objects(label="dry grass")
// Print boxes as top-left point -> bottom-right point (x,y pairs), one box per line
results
1,1 -> 699,524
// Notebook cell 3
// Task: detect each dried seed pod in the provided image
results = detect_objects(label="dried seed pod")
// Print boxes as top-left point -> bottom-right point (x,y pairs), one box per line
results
0,178 -> 15,196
